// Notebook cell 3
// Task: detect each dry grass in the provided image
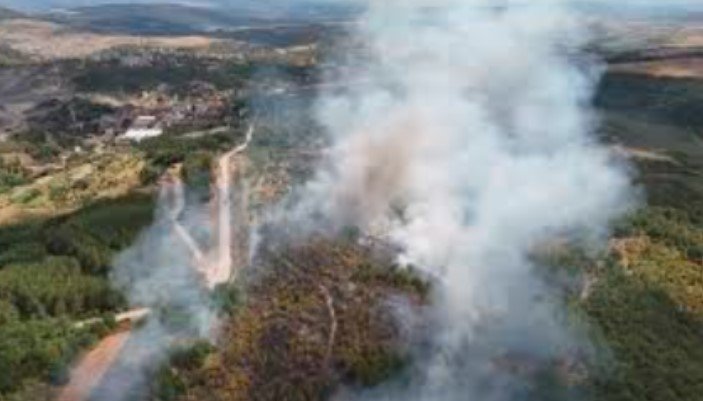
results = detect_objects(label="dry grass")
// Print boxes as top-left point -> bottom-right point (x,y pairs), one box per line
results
611,235 -> 703,316
610,59 -> 703,79
0,19 -> 222,60
0,152 -> 146,225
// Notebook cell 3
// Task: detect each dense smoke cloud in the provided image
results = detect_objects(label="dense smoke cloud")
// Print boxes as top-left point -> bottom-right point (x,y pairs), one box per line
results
290,0 -> 635,399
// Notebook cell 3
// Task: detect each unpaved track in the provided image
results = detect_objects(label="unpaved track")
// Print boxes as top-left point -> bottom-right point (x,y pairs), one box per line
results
162,175 -> 208,266
56,332 -> 131,401
161,125 -> 254,287
59,126 -> 255,401
209,124 -> 254,287
74,308 -> 151,329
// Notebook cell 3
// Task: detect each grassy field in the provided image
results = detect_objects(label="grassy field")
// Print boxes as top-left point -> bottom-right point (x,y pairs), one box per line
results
0,152 -> 146,225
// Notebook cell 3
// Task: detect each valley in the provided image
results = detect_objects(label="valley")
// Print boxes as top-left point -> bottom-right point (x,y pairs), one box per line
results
0,3 -> 702,401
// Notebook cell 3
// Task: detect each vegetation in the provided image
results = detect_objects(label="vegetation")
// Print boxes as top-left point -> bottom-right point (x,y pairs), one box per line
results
73,57 -> 256,95
153,239 -> 428,401
618,208 -> 703,260
529,71 -> 703,401
0,152 -> 146,213
586,263 -> 703,400
25,97 -> 116,147
597,73 -> 703,220
0,318 -> 98,393
0,45 -> 30,67
0,256 -> 121,319
0,194 -> 155,396
635,159 -> 703,221
596,73 -> 703,131
0,157 -> 29,195
2,30 -> 703,401
138,131 -> 244,181
145,66 -> 703,401
580,206 -> 703,401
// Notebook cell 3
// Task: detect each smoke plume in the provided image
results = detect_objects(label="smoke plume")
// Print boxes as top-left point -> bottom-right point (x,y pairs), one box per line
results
90,0 -> 638,399
290,0 -> 634,399
92,182 -> 218,401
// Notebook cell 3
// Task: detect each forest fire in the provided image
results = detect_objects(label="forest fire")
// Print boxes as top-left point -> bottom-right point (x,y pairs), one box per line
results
59,126 -> 255,401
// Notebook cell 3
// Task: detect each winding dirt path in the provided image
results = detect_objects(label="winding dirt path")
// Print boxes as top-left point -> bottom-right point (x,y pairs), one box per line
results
58,126 -> 255,401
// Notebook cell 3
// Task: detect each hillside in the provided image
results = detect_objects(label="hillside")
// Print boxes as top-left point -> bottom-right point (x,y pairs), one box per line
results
44,2 -> 355,35
0,5 -> 702,401
0,6 -> 23,20
0,18 -> 224,60
47,4 -> 266,35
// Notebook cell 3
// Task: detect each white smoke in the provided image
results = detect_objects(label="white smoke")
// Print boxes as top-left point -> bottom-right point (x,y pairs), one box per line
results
287,0 -> 635,398
93,183 -> 219,401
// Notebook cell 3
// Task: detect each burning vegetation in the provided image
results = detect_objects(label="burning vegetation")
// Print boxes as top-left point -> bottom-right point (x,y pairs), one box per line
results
1,2 -> 703,401
160,239 -> 428,401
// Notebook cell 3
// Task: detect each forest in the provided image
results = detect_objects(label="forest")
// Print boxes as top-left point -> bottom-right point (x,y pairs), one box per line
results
0,194 -> 155,395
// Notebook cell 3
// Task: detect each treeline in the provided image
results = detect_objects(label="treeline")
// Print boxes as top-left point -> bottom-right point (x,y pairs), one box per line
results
595,73 -> 703,131
72,56 -> 255,95
0,317 -> 100,395
0,193 -> 155,395
0,257 -> 119,320
24,97 -> 117,149
0,193 -> 155,274
137,130 -> 244,186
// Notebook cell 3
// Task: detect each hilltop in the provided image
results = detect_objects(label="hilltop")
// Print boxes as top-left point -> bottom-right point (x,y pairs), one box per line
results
0,5 -> 23,20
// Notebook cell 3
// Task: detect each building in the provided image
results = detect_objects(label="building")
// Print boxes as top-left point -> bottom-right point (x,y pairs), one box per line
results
122,116 -> 163,142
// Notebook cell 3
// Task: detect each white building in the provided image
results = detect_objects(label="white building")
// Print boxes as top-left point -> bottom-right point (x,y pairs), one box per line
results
122,116 -> 163,142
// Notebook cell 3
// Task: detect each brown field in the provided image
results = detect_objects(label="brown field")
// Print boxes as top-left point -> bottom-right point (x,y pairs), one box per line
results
0,18 -> 223,60
609,58 -> 703,79
599,18 -> 703,79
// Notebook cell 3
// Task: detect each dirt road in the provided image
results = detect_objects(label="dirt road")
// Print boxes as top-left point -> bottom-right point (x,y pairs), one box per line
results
59,126 -> 255,401
161,173 -> 208,266
74,308 -> 151,330
209,124 -> 254,287
56,332 -> 131,401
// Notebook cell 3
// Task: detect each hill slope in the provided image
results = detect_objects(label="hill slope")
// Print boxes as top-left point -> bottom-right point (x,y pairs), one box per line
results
0,6 -> 23,20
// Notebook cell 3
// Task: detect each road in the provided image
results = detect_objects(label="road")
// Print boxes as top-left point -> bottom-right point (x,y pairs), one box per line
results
56,332 -> 131,401
74,307 -> 151,330
208,124 -> 254,288
161,171 -> 208,266
59,125 -> 255,401
162,125 -> 254,288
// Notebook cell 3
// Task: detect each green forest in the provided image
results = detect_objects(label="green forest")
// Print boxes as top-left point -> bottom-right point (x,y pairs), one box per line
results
0,194 -> 155,395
